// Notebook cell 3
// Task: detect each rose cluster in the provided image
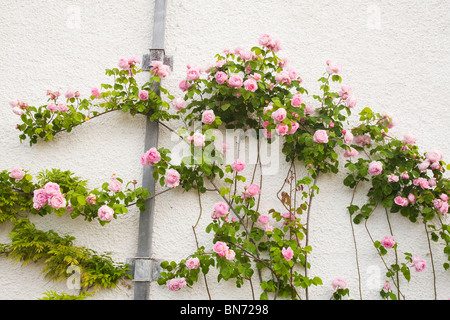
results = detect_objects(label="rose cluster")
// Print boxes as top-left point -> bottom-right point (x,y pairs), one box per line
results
33,182 -> 66,210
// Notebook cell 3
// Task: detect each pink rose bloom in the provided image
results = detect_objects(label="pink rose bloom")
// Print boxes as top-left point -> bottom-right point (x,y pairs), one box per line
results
288,122 -> 299,134
225,249 -> 236,261
440,194 -> 449,202
167,278 -> 186,291
271,108 -> 287,123
381,235 -> 396,249
279,57 -> 289,68
281,247 -> 294,261
332,278 -> 347,290
276,123 -> 289,136
213,202 -> 229,218
304,104 -> 315,115
247,184 -> 261,197
263,103 -> 273,115
139,90 -> 149,101
417,160 -> 430,172
33,189 -> 49,206
91,87 -> 101,98
419,178 -> 429,190
46,103 -> 57,112
400,171 -> 409,179
193,131 -> 206,147
215,71 -> 228,84
202,110 -> 215,125
344,147 -> 359,158
232,159 -> 245,172
239,49 -> 254,61
408,193 -> 416,204
213,241 -> 229,257
426,150 -> 443,163
355,135 -> 371,146
287,67 -> 297,80
428,177 -> 436,187
313,130 -> 329,143
291,94 -> 304,107
394,196 -> 409,207
381,113 -> 396,129
10,168 -> 25,180
387,174 -> 399,183
118,58 -> 130,70
345,95 -> 357,109
98,205 -> 114,221
141,147 -> 161,166
258,34 -> 272,47
172,98 -> 185,111
48,194 -> 67,210
243,78 -> 257,92
439,202 -> 449,214
179,80 -> 192,91
186,65 -> 201,81
228,75 -> 243,88
430,162 -> 441,170
264,224 -> 274,232
12,107 -> 25,115
151,61 -> 171,78
43,182 -> 61,196
251,73 -> 261,81
165,168 -> 180,189
185,257 -> 200,270
338,85 -> 353,100
412,255 -> 426,272
343,132 -> 354,144
257,215 -> 270,224
402,132 -> 417,145
326,61 -> 343,74
57,103 -> 68,113
383,281 -> 391,292
368,161 -> 383,175
108,178 -> 122,192
65,88 -> 75,99
86,194 -> 96,205
275,71 -> 291,85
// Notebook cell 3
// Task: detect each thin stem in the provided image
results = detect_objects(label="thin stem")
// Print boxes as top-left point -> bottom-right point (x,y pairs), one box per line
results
349,181 -> 363,300
384,208 -> 400,299
424,222 -> 437,300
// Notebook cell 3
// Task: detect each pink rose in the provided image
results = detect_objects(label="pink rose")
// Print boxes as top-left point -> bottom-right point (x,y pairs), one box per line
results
10,168 -> 25,180
259,34 -> 272,47
400,171 -> 409,179
426,150 -> 443,163
381,113 -> 396,129
12,107 -> 25,115
141,147 -> 161,166
193,131 -> 206,147
439,202 -> 449,214
355,135 -> 371,146
417,160 -> 430,171
402,132 -> 417,145
381,235 -> 396,249
202,110 -> 215,125
275,71 -> 291,85
91,87 -> 101,98
57,103 -> 68,113
48,194 -> 67,210
343,131 -> 354,144
304,104 -> 315,115
288,122 -> 299,134
172,98 -> 185,111
408,193 -> 416,204
43,182 -> 61,196
326,61 -> 343,74
98,205 -> 114,221
244,78 -> 257,92
65,88 -> 75,99
287,67 -> 297,80
368,161 -> 383,175
165,169 -> 180,189
86,194 -> 96,205
179,80 -> 192,91
291,94 -> 304,107
213,202 -> 229,219
276,123 -> 289,136
151,61 -> 171,78
338,85 -> 353,100
271,108 -> 287,123
47,103 -> 57,112
257,215 -> 270,224
118,58 -> 130,70
412,255 -> 426,272
167,278 -> 186,291
139,90 -> 149,101
428,177 -> 436,187
228,75 -> 243,88
383,281 -> 391,292
344,147 -> 359,158
313,130 -> 328,143
247,184 -> 261,197
281,247 -> 294,261
251,73 -> 261,81
215,71 -> 228,84
213,241 -> 229,257
33,189 -> 49,206
345,95 -> 357,108
440,194 -> 449,202
239,49 -> 254,61
232,159 -> 245,172
185,257 -> 200,270
394,196 -> 409,207
108,178 -> 122,192
186,65 -> 201,81
225,249 -> 236,261
387,174 -> 399,183
332,278 -> 347,290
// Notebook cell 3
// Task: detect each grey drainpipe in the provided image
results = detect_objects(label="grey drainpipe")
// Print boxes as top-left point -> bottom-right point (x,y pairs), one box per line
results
132,0 -> 172,300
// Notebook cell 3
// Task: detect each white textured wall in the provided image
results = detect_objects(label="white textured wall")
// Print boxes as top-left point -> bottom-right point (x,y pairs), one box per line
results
1,0 -> 449,300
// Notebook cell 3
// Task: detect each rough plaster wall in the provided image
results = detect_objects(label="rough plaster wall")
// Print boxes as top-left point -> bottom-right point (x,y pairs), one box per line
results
0,0 -> 449,300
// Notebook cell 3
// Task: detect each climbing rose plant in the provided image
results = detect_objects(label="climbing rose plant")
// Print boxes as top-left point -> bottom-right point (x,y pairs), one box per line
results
2,34 -> 449,300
